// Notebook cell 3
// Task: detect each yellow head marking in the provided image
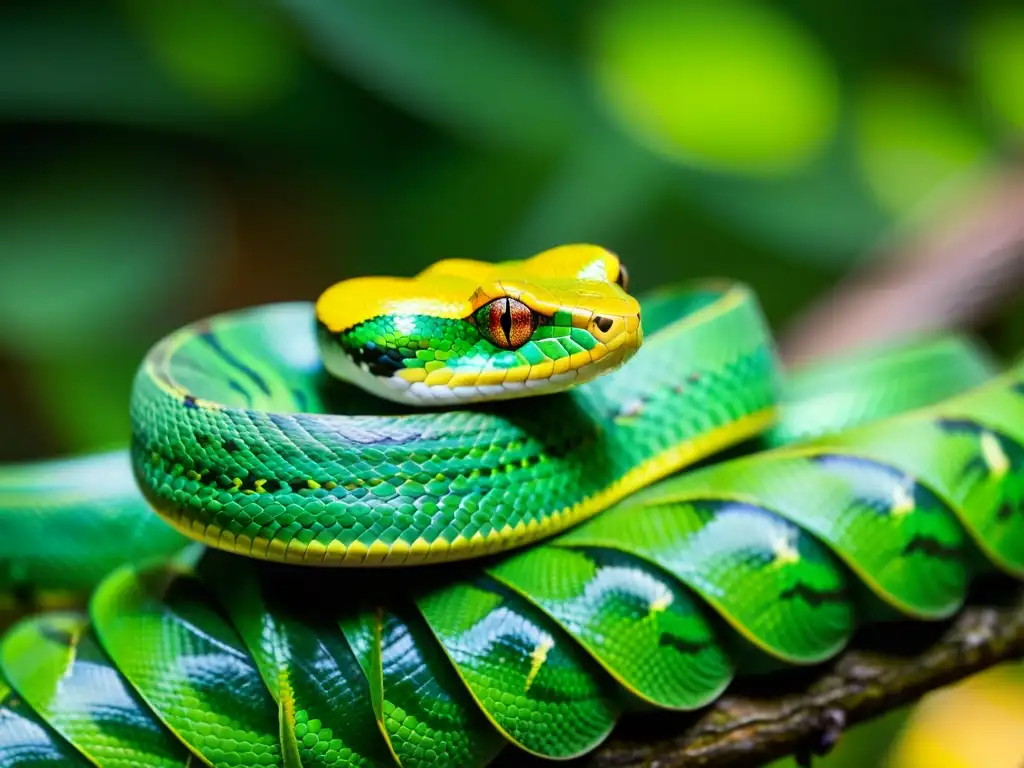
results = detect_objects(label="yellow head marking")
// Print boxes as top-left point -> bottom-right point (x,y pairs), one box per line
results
771,530 -> 801,567
980,431 -> 1009,478
523,635 -> 555,693
316,243 -> 631,333
649,588 -> 674,614
891,480 -> 916,516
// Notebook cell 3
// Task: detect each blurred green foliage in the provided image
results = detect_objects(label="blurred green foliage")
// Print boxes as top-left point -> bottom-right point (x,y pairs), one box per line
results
2,0 -> 1020,456
0,1 -> 1021,764
592,1 -> 840,173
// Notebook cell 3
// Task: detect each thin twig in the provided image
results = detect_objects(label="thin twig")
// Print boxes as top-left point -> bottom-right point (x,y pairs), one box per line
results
782,164 -> 1024,365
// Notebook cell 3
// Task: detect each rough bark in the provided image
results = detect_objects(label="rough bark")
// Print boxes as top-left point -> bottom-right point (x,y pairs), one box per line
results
582,586 -> 1024,768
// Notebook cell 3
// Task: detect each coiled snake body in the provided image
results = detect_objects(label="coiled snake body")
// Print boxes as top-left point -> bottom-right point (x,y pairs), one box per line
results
0,244 -> 1020,767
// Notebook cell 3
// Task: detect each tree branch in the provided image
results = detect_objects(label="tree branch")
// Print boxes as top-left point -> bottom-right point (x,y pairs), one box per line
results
781,163 -> 1024,365
583,586 -> 1024,768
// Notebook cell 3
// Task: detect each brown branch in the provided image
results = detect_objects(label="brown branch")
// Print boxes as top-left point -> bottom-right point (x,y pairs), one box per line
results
583,586 -> 1024,768
781,163 -> 1024,365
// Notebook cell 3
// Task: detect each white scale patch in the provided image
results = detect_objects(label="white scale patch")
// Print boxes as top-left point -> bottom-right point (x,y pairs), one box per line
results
406,369 -> 582,404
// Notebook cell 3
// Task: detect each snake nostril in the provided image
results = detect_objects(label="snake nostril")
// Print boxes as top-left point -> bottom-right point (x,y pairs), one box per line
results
595,316 -> 614,333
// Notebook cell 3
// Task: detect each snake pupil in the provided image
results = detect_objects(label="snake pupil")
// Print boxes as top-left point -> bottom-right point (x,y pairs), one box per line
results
500,298 -> 513,345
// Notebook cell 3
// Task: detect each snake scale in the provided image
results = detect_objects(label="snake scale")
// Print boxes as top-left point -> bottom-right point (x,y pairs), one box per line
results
0,244 -> 1020,767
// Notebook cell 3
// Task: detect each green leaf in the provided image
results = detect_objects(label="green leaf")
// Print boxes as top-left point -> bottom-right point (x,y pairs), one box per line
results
0,154 -> 222,360
0,5 -> 207,124
968,5 -> 1024,136
277,0 -> 584,150
589,0 -> 840,175
124,0 -> 299,111
854,74 -> 993,215
501,130 -> 670,259
675,133 -> 889,263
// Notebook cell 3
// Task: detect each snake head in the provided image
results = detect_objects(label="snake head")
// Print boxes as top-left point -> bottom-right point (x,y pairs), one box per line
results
316,244 -> 642,405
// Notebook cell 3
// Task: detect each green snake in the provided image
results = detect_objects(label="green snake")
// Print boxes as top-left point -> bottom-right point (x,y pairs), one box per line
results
0,244 -> 1021,767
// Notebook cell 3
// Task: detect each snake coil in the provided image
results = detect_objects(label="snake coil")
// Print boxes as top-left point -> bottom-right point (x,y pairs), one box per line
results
0,267 -> 1021,767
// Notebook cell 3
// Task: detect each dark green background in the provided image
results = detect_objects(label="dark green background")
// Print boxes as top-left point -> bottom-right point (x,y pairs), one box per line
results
3,0 -> 1022,461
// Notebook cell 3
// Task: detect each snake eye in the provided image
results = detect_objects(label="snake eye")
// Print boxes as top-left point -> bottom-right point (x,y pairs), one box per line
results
474,297 -> 539,350
615,263 -> 630,292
